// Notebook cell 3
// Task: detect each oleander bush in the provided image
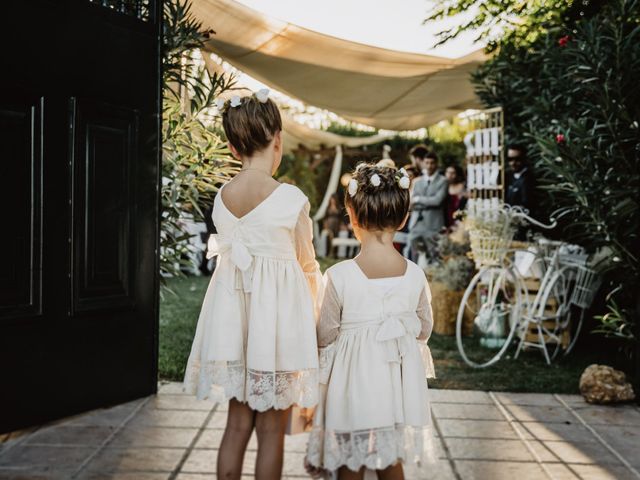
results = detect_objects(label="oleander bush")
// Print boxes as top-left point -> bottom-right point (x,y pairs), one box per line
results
161,0 -> 239,283
428,0 -> 640,364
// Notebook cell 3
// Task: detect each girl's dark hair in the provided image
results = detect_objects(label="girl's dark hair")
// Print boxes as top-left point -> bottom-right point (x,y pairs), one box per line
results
221,96 -> 282,157
345,163 -> 410,231
447,164 -> 465,182
403,165 -> 420,178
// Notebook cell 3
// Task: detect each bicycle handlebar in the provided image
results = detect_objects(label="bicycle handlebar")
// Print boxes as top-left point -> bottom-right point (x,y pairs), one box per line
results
469,205 -> 557,230
511,211 -> 557,230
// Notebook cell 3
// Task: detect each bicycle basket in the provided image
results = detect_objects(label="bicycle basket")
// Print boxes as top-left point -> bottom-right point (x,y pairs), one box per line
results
468,229 -> 513,268
570,265 -> 602,309
466,208 -> 517,268
555,251 -> 601,310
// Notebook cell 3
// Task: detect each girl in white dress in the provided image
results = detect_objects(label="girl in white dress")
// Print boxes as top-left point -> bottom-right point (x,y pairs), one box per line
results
183,90 -> 321,479
306,164 -> 436,480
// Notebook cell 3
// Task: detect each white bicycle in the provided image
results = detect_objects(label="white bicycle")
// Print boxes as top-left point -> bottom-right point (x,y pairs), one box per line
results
455,207 -> 601,368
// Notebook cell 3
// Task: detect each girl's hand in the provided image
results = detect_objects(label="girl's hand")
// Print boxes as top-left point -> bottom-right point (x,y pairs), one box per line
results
304,457 -> 326,479
301,407 -> 315,430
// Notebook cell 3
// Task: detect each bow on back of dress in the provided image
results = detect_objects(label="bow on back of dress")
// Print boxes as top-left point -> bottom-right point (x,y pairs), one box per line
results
207,233 -> 254,292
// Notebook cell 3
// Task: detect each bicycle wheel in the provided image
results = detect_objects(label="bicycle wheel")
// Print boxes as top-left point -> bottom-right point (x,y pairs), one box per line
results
564,309 -> 584,356
456,265 -> 528,368
531,266 -> 575,360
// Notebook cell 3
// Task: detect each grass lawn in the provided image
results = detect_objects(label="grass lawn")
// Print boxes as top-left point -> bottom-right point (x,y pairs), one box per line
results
160,263 -> 604,393
427,334 -> 603,393
159,275 -> 210,381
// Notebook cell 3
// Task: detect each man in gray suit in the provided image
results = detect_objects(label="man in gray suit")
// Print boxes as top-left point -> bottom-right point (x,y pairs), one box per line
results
408,148 -> 447,263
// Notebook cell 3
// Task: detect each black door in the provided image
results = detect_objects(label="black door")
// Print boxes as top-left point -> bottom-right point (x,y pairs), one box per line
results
0,0 -> 161,432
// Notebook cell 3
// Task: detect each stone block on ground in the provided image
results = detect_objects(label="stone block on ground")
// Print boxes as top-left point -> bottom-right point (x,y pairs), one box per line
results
579,364 -> 635,404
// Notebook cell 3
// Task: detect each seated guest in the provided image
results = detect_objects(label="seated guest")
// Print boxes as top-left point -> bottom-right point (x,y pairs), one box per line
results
323,193 -> 344,257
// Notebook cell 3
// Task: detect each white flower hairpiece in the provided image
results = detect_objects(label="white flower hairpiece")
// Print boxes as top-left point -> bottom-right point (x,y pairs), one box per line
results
370,174 -> 381,187
215,98 -> 226,111
395,167 -> 411,189
229,95 -> 242,108
348,178 -> 358,197
255,88 -> 270,103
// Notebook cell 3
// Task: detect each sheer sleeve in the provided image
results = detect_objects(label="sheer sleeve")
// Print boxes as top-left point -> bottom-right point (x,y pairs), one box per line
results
317,274 -> 342,347
317,273 -> 341,384
294,202 -> 323,313
416,282 -> 434,341
417,280 -> 436,378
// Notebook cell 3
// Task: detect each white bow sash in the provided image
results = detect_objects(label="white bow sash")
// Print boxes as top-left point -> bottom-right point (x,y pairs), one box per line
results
375,312 -> 421,364
207,233 -> 254,292
374,312 -> 436,377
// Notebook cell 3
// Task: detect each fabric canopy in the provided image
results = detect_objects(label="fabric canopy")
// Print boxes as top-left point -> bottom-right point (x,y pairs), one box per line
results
202,55 -> 393,153
191,0 -> 487,130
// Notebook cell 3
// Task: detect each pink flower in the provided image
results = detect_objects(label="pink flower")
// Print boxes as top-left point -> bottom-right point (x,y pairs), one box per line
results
556,134 -> 566,144
558,35 -> 571,47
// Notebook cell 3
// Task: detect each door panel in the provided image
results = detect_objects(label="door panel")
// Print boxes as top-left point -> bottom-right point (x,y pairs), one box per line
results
0,96 -> 43,319
0,0 -> 161,433
71,99 -> 138,313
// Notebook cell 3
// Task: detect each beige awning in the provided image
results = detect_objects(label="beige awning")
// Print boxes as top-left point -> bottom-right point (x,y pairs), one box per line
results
202,55 -> 393,153
192,0 -> 487,130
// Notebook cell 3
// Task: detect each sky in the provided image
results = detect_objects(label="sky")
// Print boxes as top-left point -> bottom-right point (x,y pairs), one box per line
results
235,0 -> 483,59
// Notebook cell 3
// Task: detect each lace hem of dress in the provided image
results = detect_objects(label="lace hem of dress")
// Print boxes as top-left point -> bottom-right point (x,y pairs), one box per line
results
306,424 -> 437,472
183,360 -> 318,412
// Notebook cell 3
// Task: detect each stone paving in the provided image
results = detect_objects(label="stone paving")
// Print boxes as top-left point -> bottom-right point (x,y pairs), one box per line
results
1,383 -> 640,479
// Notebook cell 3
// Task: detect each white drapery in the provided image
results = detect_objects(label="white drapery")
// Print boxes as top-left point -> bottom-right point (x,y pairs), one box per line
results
312,145 -> 343,240
191,0 -> 488,130
202,54 -> 393,154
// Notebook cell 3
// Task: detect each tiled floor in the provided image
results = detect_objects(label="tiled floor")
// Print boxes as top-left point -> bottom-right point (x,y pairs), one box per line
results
1,383 -> 640,479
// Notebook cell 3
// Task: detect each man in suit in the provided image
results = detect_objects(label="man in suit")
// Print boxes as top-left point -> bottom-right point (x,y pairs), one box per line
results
408,146 -> 448,263
505,144 -> 535,212
505,144 -> 535,240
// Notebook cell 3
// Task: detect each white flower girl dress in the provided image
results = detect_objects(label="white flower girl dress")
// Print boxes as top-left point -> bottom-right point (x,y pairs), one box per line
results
183,183 -> 321,412
307,259 -> 436,473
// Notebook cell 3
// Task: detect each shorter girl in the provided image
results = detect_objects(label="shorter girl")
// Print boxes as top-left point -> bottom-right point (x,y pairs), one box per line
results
306,164 -> 436,480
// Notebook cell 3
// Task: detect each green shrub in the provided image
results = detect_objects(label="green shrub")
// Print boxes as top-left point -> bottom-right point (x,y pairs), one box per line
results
427,0 -> 640,362
471,0 -> 640,347
161,1 -> 239,283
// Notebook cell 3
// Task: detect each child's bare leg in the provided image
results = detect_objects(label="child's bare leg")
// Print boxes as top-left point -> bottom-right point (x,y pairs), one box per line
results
376,462 -> 404,480
338,466 -> 365,480
217,399 -> 255,479
254,407 -> 290,480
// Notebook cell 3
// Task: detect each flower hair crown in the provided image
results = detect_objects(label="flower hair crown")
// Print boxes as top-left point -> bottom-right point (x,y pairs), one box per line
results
215,88 -> 270,113
348,165 -> 411,197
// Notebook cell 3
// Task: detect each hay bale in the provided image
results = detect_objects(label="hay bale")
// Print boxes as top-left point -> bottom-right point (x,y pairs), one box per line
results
431,281 -> 474,336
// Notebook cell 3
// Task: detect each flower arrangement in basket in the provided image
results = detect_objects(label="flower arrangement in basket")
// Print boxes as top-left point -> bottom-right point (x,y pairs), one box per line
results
463,206 -> 526,268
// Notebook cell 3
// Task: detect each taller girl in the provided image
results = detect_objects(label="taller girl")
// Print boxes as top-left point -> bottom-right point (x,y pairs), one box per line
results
184,90 -> 321,479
